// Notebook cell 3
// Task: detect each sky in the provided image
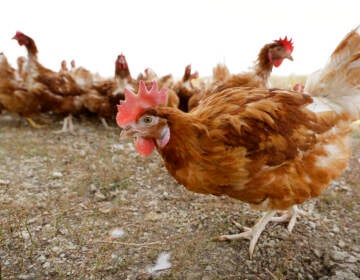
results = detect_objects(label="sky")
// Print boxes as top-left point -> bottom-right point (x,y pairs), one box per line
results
1,0 -> 359,79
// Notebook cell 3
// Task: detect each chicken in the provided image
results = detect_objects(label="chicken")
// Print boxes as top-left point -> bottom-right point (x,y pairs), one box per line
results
69,59 -> 95,89
217,36 -> 294,90
12,31 -> 88,132
0,52 -> 17,80
0,52 -> 45,127
84,54 -> 137,126
136,67 -> 179,109
59,60 -> 69,73
188,37 -> 294,110
116,25 -> 360,258
172,64 -> 200,112
12,31 -> 87,97
212,63 -> 231,83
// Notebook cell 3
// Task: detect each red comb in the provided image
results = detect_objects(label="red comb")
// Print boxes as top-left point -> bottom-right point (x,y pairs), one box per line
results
275,36 -> 294,52
116,80 -> 167,128
12,31 -> 23,40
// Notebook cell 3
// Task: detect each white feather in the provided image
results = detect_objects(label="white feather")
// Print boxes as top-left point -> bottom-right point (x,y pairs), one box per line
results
147,252 -> 171,274
305,25 -> 360,120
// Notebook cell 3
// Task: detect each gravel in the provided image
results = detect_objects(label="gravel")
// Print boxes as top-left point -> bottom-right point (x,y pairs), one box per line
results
0,115 -> 359,279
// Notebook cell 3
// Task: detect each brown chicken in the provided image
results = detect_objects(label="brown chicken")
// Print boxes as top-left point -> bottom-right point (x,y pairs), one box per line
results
116,25 -> 360,258
188,37 -> 294,110
135,67 -> 179,109
59,60 -> 69,73
172,64 -> 200,112
0,53 -> 44,127
69,59 -> 95,89
85,54 -> 137,126
12,31 -> 87,131
212,63 -> 231,83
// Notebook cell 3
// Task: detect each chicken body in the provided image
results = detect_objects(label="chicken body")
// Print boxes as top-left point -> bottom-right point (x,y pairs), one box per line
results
0,52 -> 47,126
172,64 -> 200,112
86,54 -> 137,124
117,25 -> 360,258
188,37 -> 294,111
12,31 -> 88,131
136,89 -> 351,210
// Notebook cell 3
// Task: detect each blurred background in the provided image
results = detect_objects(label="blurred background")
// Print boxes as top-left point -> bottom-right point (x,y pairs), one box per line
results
1,0 -> 359,78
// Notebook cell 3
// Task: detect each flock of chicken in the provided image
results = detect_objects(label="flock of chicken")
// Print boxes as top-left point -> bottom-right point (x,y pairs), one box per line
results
0,31 -> 294,132
2,27 -> 360,259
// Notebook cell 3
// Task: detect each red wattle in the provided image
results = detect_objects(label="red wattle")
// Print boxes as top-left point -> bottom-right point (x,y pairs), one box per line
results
273,59 -> 283,67
134,137 -> 155,157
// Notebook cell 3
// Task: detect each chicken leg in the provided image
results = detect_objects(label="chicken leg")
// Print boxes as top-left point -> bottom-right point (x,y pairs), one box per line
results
270,205 -> 308,233
56,115 -> 74,133
215,205 -> 306,258
215,210 -> 277,259
26,117 -> 46,129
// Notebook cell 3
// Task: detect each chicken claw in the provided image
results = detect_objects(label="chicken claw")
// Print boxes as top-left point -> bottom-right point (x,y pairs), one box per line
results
214,210 -> 277,259
55,115 -> 74,133
271,205 -> 308,233
26,117 -> 46,129
215,205 -> 308,258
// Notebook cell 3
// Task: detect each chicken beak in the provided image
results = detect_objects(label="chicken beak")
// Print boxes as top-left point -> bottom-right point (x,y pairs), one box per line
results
120,126 -> 136,140
286,53 -> 294,61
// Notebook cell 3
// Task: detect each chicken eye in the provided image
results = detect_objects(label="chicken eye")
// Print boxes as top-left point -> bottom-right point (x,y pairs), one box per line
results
142,116 -> 153,124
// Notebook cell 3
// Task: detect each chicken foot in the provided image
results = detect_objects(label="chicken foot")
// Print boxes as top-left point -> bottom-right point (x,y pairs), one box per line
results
270,205 -> 308,233
25,117 -> 46,129
56,115 -> 74,133
215,210 -> 277,259
215,205 -> 307,258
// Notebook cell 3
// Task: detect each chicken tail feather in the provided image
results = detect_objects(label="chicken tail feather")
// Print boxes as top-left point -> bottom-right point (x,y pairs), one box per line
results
305,25 -> 360,120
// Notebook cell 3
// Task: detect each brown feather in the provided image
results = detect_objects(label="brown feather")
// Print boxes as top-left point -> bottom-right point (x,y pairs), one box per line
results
152,88 -> 351,210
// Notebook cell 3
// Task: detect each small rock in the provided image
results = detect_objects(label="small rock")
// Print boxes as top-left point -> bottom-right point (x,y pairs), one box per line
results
312,248 -> 323,258
52,172 -> 63,178
308,221 -> 316,230
347,255 -> 358,263
89,184 -> 97,193
145,211 -> 162,221
110,227 -> 125,239
332,225 -> 340,233
65,242 -> 77,250
0,179 -> 10,185
51,246 -> 61,254
111,143 -> 124,151
338,240 -> 346,248
42,261 -> 51,269
94,191 -> 106,201
17,274 -> 35,280
330,250 -> 348,261
331,270 -> 357,280
21,230 -> 30,240
37,255 -> 46,262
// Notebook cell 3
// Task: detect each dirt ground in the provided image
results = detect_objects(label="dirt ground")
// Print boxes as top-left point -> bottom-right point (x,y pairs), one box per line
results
0,114 -> 359,280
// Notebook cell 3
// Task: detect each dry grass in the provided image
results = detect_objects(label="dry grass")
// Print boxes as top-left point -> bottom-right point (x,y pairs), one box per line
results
0,112 -> 359,279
